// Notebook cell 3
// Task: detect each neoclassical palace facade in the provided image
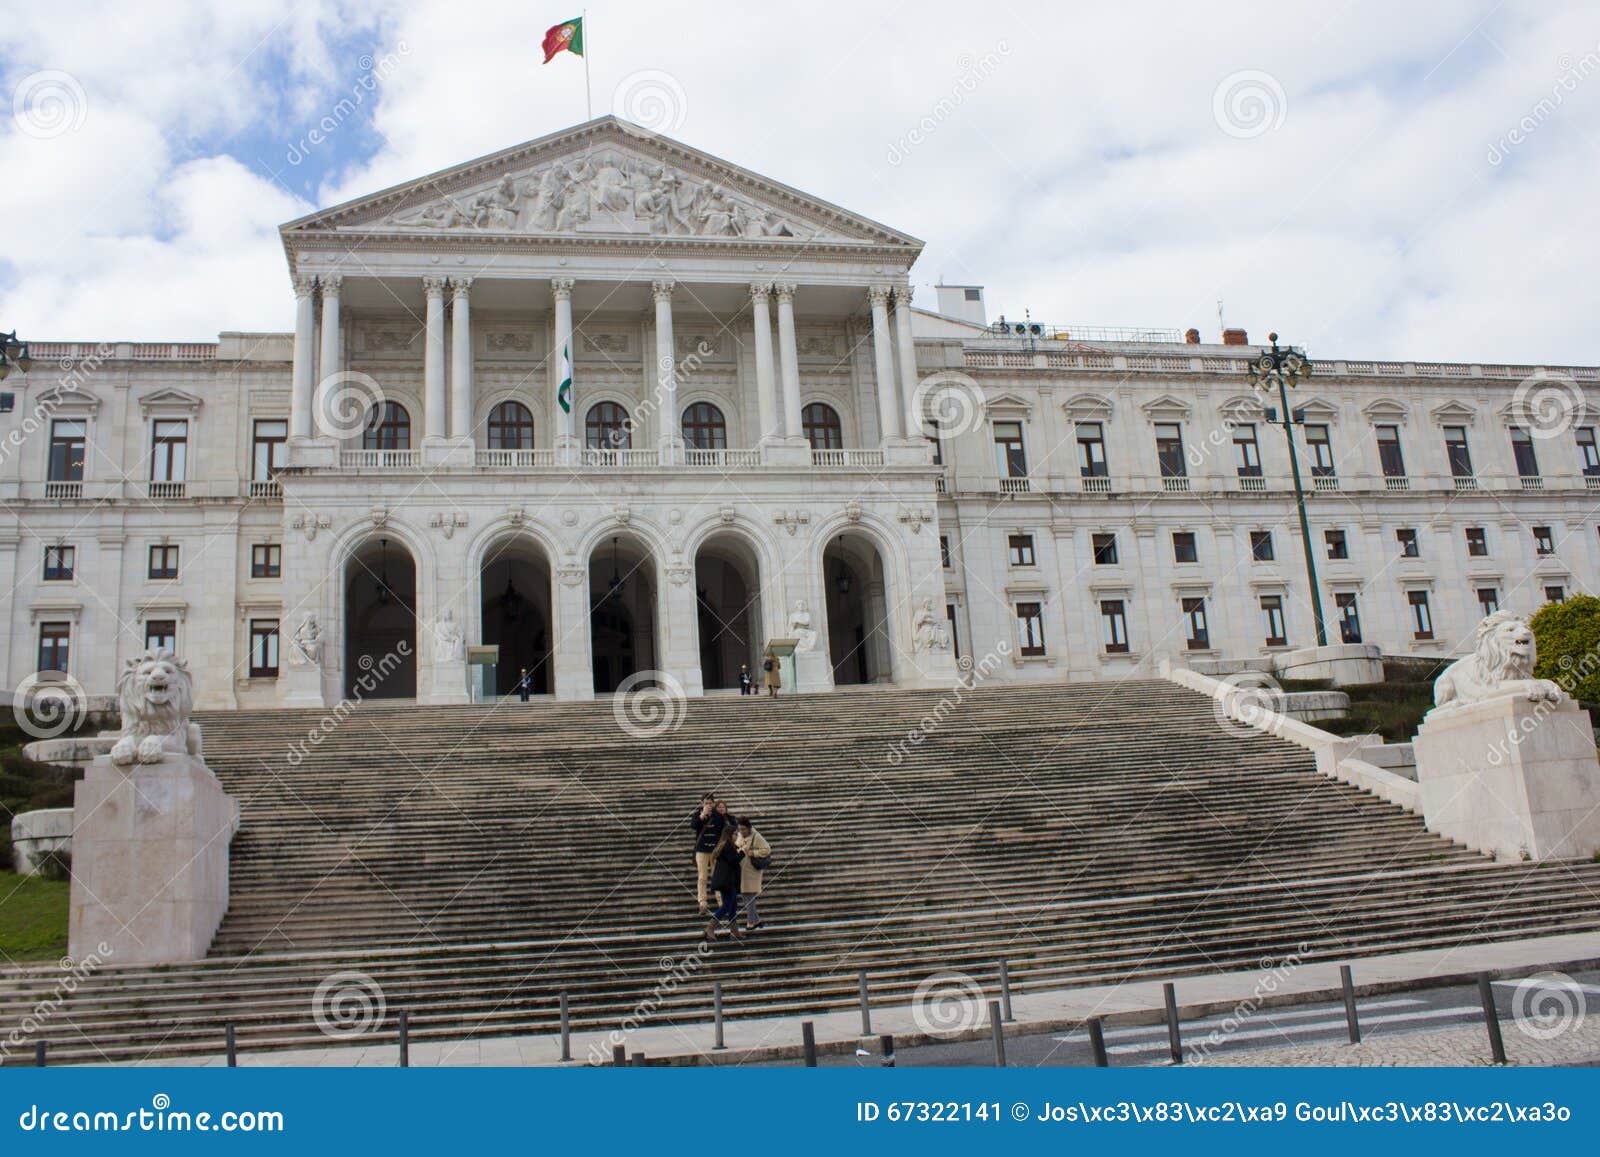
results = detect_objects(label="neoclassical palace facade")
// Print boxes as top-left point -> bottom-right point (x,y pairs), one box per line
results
5,118 -> 1599,710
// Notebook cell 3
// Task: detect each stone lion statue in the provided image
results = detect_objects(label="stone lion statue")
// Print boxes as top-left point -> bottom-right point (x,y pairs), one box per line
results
1432,611 -> 1565,713
110,649 -> 202,766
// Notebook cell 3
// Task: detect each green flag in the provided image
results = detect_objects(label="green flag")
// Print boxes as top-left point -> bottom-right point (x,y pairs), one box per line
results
558,341 -> 572,414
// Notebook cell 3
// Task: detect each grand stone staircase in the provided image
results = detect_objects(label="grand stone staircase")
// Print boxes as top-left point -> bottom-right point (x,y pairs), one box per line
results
5,679 -> 1600,1064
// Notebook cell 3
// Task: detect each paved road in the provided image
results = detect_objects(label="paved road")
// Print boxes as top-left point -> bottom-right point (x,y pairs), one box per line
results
805,970 -> 1600,1067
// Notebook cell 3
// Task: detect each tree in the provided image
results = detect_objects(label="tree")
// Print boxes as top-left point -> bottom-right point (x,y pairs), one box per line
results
1530,594 -> 1600,704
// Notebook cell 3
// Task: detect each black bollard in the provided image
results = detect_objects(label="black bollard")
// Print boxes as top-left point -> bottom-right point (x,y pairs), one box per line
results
802,1020 -> 818,1068
998,959 -> 1015,1023
879,1034 -> 896,1068
34,1039 -> 45,1068
989,1001 -> 1007,1067
612,1043 -> 627,1067
1478,974 -> 1507,1064
858,971 -> 872,1035
398,1010 -> 409,1068
713,982 -> 726,1051
1087,1017 -> 1109,1068
559,993 -> 571,1063
631,1052 -> 646,1067
1340,965 -> 1361,1044
226,1023 -> 237,1068
1163,982 -> 1182,1065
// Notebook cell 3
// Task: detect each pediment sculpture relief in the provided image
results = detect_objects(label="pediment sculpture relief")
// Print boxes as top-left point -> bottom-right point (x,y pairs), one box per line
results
382,151 -> 807,240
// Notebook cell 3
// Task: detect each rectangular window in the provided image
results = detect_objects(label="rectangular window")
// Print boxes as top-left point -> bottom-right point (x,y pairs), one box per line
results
1232,424 -> 1261,477
38,622 -> 70,673
1172,531 -> 1198,564
1444,425 -> 1473,477
1303,423 -> 1335,476
1261,595 -> 1287,646
1335,592 -> 1362,644
48,420 -> 86,482
1015,602 -> 1046,657
1325,529 -> 1349,561
144,619 -> 177,653
1534,525 -> 1555,555
252,419 -> 288,480
1510,427 -> 1540,478
1154,422 -> 1186,478
1396,528 -> 1419,558
1092,532 -> 1119,566
1008,534 -> 1036,568
251,543 -> 282,579
1100,599 -> 1129,654
945,604 -> 960,663
1250,530 -> 1275,562
1465,527 -> 1487,557
1376,425 -> 1406,477
148,544 -> 179,580
248,619 -> 280,677
939,535 -> 952,569
1076,422 -> 1108,478
993,421 -> 1027,478
150,419 -> 188,482
1477,587 -> 1500,617
43,544 -> 75,581
1578,427 -> 1600,476
1182,596 -> 1210,650
1407,590 -> 1434,640
1546,585 -> 1566,603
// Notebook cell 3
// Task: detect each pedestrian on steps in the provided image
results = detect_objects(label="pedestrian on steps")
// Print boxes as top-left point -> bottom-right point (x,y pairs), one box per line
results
707,821 -> 745,939
516,667 -> 531,703
738,664 -> 753,696
734,817 -> 770,931
689,794 -> 727,916
762,654 -> 781,697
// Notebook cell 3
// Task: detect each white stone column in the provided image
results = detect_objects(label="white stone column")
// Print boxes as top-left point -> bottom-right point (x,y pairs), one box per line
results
290,275 -> 316,439
317,274 -> 342,394
552,278 -> 576,451
662,572 -> 705,698
423,276 -> 448,442
552,565 -> 593,700
750,282 -> 779,442
775,283 -> 802,439
652,279 -> 678,461
893,285 -> 920,436
869,286 -> 902,441
450,277 -> 473,442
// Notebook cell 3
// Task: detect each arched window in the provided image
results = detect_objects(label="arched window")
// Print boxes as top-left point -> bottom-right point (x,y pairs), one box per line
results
362,402 -> 411,450
585,401 -> 632,450
487,400 -> 535,449
802,402 -> 843,451
681,401 -> 727,450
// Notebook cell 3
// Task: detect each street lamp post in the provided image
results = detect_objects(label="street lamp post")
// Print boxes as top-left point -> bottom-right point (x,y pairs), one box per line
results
1247,332 -> 1327,648
0,331 -> 33,380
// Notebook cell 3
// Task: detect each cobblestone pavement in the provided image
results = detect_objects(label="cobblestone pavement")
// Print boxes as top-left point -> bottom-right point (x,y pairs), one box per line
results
1189,1017 -> 1600,1067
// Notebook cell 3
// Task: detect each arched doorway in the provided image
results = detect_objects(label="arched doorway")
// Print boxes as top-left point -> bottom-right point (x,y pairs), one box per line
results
480,535 -> 553,695
822,533 -> 892,686
589,533 -> 659,693
344,536 -> 418,699
694,532 -> 762,690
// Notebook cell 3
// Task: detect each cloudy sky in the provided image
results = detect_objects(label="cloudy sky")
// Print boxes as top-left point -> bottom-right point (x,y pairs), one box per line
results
1,0 -> 1596,362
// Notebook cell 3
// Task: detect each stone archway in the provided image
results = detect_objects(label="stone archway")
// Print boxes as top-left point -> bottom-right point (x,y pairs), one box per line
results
822,532 -> 893,686
693,532 -> 763,690
343,535 -> 418,699
480,535 -> 554,696
589,532 -> 659,693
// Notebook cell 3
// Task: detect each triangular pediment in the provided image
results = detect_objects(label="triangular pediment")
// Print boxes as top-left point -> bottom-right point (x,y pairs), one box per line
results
137,387 -> 204,415
283,117 -> 920,250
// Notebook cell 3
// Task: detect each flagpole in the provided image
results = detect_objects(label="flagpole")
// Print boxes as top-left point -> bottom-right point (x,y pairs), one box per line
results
583,9 -> 592,120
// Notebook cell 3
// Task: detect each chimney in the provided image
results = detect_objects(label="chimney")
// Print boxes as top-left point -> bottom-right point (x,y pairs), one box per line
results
1221,327 -> 1248,346
1184,327 -> 1200,344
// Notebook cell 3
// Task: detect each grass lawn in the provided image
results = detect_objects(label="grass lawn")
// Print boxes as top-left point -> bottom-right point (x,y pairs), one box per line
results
0,870 -> 70,962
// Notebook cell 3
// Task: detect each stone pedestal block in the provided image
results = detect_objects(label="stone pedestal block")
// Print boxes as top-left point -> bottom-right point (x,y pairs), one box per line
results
68,753 -> 239,964
1413,695 -> 1600,861
1273,643 -> 1383,687
278,662 -> 326,708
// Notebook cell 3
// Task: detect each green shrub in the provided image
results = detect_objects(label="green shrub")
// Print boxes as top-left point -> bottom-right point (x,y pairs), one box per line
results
1531,595 -> 1600,702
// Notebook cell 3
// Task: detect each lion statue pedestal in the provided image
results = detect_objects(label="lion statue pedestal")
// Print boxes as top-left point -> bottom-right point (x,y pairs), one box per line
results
68,651 -> 240,964
1413,612 -> 1600,862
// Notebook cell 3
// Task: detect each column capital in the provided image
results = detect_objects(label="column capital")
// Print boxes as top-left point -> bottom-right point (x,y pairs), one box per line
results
892,284 -> 914,306
318,274 -> 343,296
423,276 -> 449,298
292,275 -> 316,298
774,282 -> 797,303
551,277 -> 575,300
451,276 -> 473,299
749,282 -> 773,302
651,278 -> 675,302
868,285 -> 894,309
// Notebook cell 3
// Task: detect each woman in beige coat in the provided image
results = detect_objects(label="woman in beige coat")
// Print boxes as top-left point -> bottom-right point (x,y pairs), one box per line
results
734,818 -> 771,930
762,655 -> 781,696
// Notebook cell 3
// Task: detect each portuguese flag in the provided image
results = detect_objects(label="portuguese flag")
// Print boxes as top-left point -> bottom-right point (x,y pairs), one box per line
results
557,342 -> 572,414
542,17 -> 583,63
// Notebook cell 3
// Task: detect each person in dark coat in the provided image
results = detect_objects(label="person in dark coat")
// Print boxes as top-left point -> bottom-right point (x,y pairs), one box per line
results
706,821 -> 745,939
516,667 -> 531,703
688,794 -> 727,915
